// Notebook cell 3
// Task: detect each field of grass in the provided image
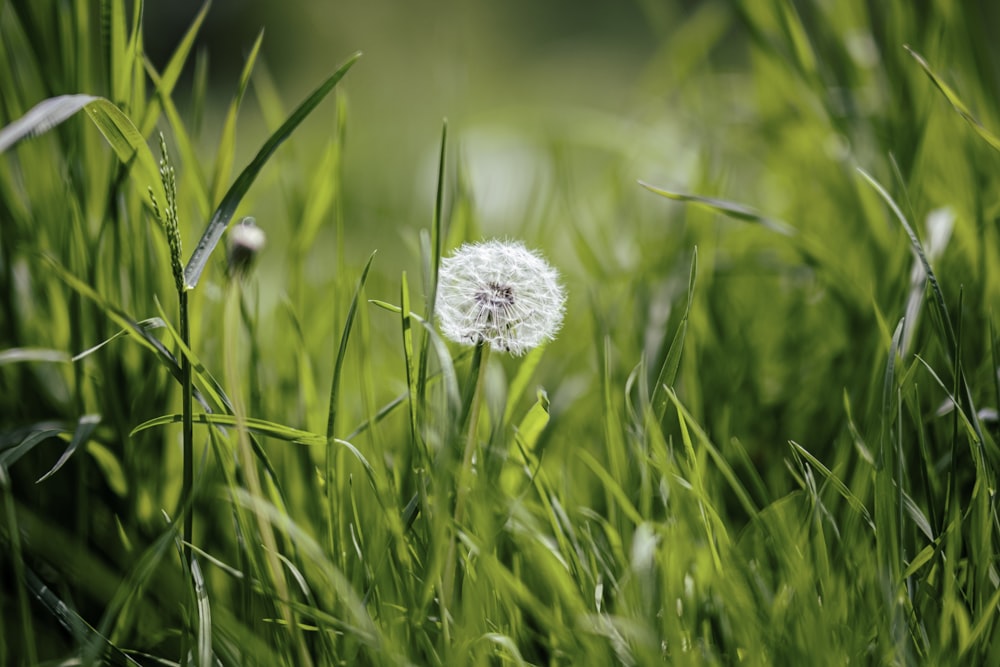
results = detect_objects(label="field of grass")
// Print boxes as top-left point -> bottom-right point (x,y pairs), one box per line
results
3,0 -> 1000,665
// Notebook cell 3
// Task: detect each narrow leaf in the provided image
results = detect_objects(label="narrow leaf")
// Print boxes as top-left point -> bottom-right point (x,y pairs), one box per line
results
788,440 -> 875,530
36,414 -> 102,483
652,246 -> 697,420
0,94 -> 97,152
639,180 -> 795,235
326,251 -> 377,440
0,348 -> 71,365
139,0 -> 212,136
905,45 -> 1000,153
210,28 -> 265,205
183,52 -> 361,288
131,412 -> 326,446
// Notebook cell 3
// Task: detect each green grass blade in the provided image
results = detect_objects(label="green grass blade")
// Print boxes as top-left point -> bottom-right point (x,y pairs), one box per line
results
905,45 -> 1000,153
858,167 -> 990,477
638,180 -> 795,235
102,0 -> 127,103
326,251 -> 377,441
371,300 -> 462,417
83,98 -> 167,203
131,412 -> 326,446
35,413 -> 101,483
21,565 -> 142,666
651,246 -> 697,421
0,466 -> 38,666
0,93 -> 168,205
72,318 -> 165,362
44,256 -> 184,381
191,557 -> 213,667
788,440 -> 875,530
210,28 -> 264,206
0,94 -> 96,151
0,347 -> 71,365
417,120 -> 448,419
183,52 -> 361,288
512,389 -> 550,457
502,343 -> 546,426
578,448 -> 644,526
139,0 -> 211,136
0,424 -> 69,469
399,271 -> 423,460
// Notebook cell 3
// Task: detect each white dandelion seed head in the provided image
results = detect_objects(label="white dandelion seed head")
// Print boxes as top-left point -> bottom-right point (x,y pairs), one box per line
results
227,217 -> 266,279
436,239 -> 566,356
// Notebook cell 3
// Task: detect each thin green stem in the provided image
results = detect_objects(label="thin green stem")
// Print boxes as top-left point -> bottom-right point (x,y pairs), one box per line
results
180,288 -> 193,569
442,342 -> 491,613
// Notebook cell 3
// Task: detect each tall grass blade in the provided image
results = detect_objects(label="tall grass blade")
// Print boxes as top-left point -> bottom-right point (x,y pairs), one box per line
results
858,167 -> 991,482
651,246 -> 697,420
0,94 -> 96,151
325,251 -> 376,441
905,45 -> 1000,153
210,28 -> 264,206
35,413 -> 101,483
183,52 -> 361,288
191,557 -> 213,667
638,180 -> 795,235
139,0 -> 211,136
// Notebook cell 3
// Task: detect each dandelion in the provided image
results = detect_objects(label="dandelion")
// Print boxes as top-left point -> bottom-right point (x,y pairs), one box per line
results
436,239 -> 566,355
227,217 -> 266,279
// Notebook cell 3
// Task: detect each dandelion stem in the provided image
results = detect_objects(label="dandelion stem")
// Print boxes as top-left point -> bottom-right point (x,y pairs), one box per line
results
443,341 -> 491,612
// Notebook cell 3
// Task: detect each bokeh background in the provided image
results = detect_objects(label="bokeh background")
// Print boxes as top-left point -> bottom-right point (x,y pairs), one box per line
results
142,0 -> 699,263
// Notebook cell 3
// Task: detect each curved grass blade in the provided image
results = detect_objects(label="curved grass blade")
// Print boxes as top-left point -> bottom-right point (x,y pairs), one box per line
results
44,257 -> 183,382
139,0 -> 212,136
36,414 -> 101,483
0,94 -> 167,204
418,120 -> 448,411
651,246 -> 697,421
370,300 -> 461,416
857,167 -> 990,472
22,566 -> 142,666
72,317 -> 165,362
84,97 -> 166,202
210,28 -> 264,206
89,518 -> 183,665
400,271 -> 424,459
788,440 -> 875,531
0,94 -> 96,151
326,250 -> 376,441
0,423 -> 69,469
131,412 -> 326,446
638,180 -> 795,236
191,557 -> 213,667
0,348 -> 71,365
183,52 -> 362,288
905,45 -> 1000,153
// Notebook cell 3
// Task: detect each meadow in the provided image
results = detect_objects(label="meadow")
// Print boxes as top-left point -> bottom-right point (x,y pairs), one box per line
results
2,0 -> 1000,665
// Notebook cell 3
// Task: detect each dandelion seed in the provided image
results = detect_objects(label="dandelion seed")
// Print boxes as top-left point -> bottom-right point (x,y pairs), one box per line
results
436,239 -> 566,355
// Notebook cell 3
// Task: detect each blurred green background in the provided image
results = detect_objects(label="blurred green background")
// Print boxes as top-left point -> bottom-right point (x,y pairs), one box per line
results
141,0 -> 693,263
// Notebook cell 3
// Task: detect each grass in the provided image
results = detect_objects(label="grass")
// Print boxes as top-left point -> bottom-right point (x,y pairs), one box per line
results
2,0 -> 1000,665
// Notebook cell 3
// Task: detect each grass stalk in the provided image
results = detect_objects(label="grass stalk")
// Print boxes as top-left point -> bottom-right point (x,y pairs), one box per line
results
180,288 -> 193,569
442,341 -> 490,613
